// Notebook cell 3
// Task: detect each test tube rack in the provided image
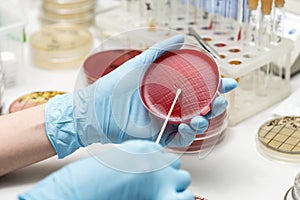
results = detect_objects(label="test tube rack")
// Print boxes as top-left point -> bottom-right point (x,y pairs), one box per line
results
189,27 -> 293,126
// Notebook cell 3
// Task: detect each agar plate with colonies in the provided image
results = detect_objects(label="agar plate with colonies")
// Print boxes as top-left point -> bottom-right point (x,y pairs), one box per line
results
9,91 -> 65,113
140,48 -> 220,124
30,24 -> 92,69
257,116 -> 300,162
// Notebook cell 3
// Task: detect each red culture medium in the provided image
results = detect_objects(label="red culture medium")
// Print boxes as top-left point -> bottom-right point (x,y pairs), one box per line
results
140,49 -> 220,124
83,49 -> 142,84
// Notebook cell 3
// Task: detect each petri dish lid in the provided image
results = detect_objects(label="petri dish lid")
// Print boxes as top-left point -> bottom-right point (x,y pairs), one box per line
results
30,24 -> 92,52
83,49 -> 142,81
44,0 -> 94,4
42,0 -> 95,15
257,116 -> 300,162
140,48 -> 220,124
40,9 -> 94,25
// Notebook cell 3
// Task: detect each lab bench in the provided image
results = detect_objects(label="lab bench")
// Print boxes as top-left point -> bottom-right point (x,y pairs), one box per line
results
1,1 -> 300,199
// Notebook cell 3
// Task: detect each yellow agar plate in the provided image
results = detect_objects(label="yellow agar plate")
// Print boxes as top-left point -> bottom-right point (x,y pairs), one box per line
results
30,24 -> 92,69
9,91 -> 66,113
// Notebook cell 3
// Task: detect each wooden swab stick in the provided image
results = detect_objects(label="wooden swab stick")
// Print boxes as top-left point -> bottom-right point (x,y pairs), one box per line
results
155,88 -> 182,144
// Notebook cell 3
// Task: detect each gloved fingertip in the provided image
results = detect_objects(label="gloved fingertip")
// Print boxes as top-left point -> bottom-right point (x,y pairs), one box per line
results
213,96 -> 228,108
220,78 -> 238,93
205,96 -> 228,119
178,123 -> 189,133
190,116 -> 208,133
175,170 -> 191,191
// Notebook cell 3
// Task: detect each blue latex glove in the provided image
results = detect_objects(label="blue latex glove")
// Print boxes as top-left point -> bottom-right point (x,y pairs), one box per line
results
46,34 -> 237,158
18,140 -> 194,200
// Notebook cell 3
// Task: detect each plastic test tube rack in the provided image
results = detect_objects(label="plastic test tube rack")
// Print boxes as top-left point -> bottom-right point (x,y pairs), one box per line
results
189,26 -> 293,126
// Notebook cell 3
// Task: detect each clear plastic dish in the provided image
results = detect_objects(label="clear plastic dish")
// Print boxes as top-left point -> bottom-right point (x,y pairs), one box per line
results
40,9 -> 94,26
42,0 -> 95,15
43,0 -> 92,4
30,24 -> 92,69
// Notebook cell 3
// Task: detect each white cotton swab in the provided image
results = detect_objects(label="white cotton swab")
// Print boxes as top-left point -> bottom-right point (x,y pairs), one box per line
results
155,88 -> 182,144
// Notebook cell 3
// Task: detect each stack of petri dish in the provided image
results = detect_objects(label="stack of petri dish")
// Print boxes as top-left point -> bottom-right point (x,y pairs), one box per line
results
176,110 -> 228,153
41,0 -> 96,26
30,24 -> 93,69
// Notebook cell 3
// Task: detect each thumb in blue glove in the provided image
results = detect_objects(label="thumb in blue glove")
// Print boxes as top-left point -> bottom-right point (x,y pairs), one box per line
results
18,140 -> 194,200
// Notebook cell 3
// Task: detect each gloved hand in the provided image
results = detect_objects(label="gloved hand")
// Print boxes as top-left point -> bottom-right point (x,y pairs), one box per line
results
46,34 -> 237,158
18,140 -> 194,200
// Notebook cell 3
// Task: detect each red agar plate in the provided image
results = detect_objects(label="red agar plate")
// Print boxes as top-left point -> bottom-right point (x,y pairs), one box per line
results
140,49 -> 220,124
83,49 -> 142,84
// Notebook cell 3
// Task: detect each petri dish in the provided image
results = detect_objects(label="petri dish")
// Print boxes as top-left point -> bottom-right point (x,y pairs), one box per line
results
170,110 -> 228,153
42,0 -> 95,15
41,10 -> 94,26
140,47 -> 220,124
257,116 -> 300,162
9,91 -> 66,113
44,0 -> 92,4
83,49 -> 142,84
30,24 -> 92,69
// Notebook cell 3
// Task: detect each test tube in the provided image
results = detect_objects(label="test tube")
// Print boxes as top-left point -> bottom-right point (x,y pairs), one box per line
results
226,0 -> 244,41
170,0 -> 186,31
212,0 -> 227,34
156,0 -> 171,27
236,0 -> 249,42
145,0 -> 156,31
258,0 -> 273,50
269,0 -> 285,82
272,0 -> 285,44
198,0 -> 212,29
255,0 -> 274,97
246,0 -> 259,45
186,0 -> 198,26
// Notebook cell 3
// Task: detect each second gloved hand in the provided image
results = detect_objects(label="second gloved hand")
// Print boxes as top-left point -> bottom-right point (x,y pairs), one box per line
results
18,140 -> 194,200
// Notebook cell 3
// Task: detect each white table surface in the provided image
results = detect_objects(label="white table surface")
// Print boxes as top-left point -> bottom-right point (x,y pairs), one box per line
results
1,1 -> 300,200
